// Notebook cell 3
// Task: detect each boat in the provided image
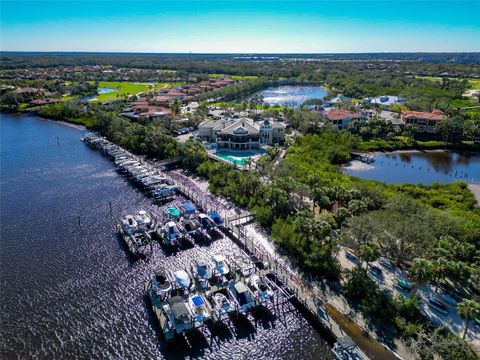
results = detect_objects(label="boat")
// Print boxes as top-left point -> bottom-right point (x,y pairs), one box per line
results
122,231 -> 151,258
174,270 -> 192,290
228,280 -> 256,313
164,296 -> 194,333
212,254 -> 230,277
135,210 -> 156,233
207,211 -> 224,227
165,206 -> 182,219
120,215 -> 138,235
396,277 -> 414,291
248,275 -> 274,302
187,294 -> 212,325
158,221 -> 183,246
192,259 -> 213,287
198,213 -> 215,231
151,267 -> 173,296
209,290 -> 235,316
179,216 -> 201,235
181,202 -> 196,215
332,336 -> 367,360
231,254 -> 255,277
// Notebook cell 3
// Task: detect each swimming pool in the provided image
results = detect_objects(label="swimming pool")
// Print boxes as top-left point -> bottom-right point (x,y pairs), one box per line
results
213,149 -> 266,166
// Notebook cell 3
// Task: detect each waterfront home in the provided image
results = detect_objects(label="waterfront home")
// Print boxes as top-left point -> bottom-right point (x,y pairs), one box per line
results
400,109 -> 446,133
30,98 -> 61,106
323,109 -> 366,129
198,118 -> 285,149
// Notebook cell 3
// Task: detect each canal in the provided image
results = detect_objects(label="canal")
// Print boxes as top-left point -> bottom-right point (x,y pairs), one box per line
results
344,150 -> 480,185
0,113 -> 332,359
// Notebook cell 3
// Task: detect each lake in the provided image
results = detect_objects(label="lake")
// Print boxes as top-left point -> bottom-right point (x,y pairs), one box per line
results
0,113 -> 332,359
254,85 -> 327,107
79,87 -> 116,102
343,151 -> 480,185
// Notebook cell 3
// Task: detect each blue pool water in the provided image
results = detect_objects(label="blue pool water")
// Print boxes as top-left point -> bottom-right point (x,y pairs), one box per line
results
214,149 -> 266,166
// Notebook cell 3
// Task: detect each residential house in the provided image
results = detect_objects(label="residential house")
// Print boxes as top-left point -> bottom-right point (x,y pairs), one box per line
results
198,118 -> 285,149
401,110 -> 446,133
324,109 -> 366,129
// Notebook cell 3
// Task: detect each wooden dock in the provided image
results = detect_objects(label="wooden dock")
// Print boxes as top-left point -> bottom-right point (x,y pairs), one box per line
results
223,216 -> 401,360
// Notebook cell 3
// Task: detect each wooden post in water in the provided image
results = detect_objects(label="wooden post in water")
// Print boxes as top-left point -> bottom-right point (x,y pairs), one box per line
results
76,214 -> 81,228
109,201 -> 113,216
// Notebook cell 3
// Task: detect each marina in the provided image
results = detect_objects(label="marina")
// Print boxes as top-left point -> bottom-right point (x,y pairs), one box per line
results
81,131 -> 399,359
1,114 -> 333,359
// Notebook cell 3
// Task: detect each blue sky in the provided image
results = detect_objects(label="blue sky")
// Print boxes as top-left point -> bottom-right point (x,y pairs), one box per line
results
1,1 -> 479,53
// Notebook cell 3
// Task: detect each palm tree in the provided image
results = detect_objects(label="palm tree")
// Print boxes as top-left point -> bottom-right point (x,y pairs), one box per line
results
458,299 -> 480,339
358,243 -> 380,269
409,258 -> 434,296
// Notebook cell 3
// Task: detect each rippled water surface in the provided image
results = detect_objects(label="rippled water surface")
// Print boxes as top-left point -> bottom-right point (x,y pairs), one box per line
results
343,151 -> 480,184
1,114 -> 331,359
254,86 -> 327,107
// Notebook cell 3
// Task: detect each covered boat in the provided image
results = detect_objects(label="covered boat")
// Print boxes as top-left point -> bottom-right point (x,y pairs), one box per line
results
228,280 -> 256,313
181,202 -> 196,215
120,215 -> 138,235
159,221 -> 183,246
187,294 -> 212,325
207,212 -> 224,227
165,296 -> 193,333
151,267 -> 173,296
212,255 -> 230,277
332,336 -> 367,360
174,270 -> 192,290
249,275 -> 274,302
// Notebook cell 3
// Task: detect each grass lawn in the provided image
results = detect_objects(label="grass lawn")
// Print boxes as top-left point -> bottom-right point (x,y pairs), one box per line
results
415,76 -> 480,90
209,73 -> 259,80
87,81 -> 181,102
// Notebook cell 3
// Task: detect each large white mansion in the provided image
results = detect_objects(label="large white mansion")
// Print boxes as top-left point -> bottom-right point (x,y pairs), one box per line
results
198,118 -> 286,149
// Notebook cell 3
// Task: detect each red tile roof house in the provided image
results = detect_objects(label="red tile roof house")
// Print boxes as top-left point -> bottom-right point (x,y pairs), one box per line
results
323,109 -> 366,129
131,100 -> 149,113
401,110 -> 446,133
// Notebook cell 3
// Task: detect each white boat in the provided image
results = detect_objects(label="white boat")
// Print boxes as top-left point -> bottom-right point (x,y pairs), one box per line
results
164,296 -> 193,333
231,254 -> 255,277
151,267 -> 173,295
332,336 -> 367,360
136,210 -> 152,226
174,270 -> 192,290
180,216 -> 201,235
193,259 -> 213,282
212,255 -> 230,276
187,294 -> 212,325
159,221 -> 183,246
198,213 -> 215,231
228,280 -> 256,313
120,215 -> 138,235
211,291 -> 235,315
248,275 -> 274,302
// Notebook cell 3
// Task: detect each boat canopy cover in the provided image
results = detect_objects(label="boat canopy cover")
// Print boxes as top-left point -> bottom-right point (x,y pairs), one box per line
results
167,207 -> 181,217
168,296 -> 190,321
234,282 -> 248,294
182,202 -> 196,214
191,296 -> 204,307
208,212 -> 224,225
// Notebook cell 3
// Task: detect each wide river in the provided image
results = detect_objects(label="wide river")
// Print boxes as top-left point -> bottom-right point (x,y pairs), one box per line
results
0,113 -> 332,359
